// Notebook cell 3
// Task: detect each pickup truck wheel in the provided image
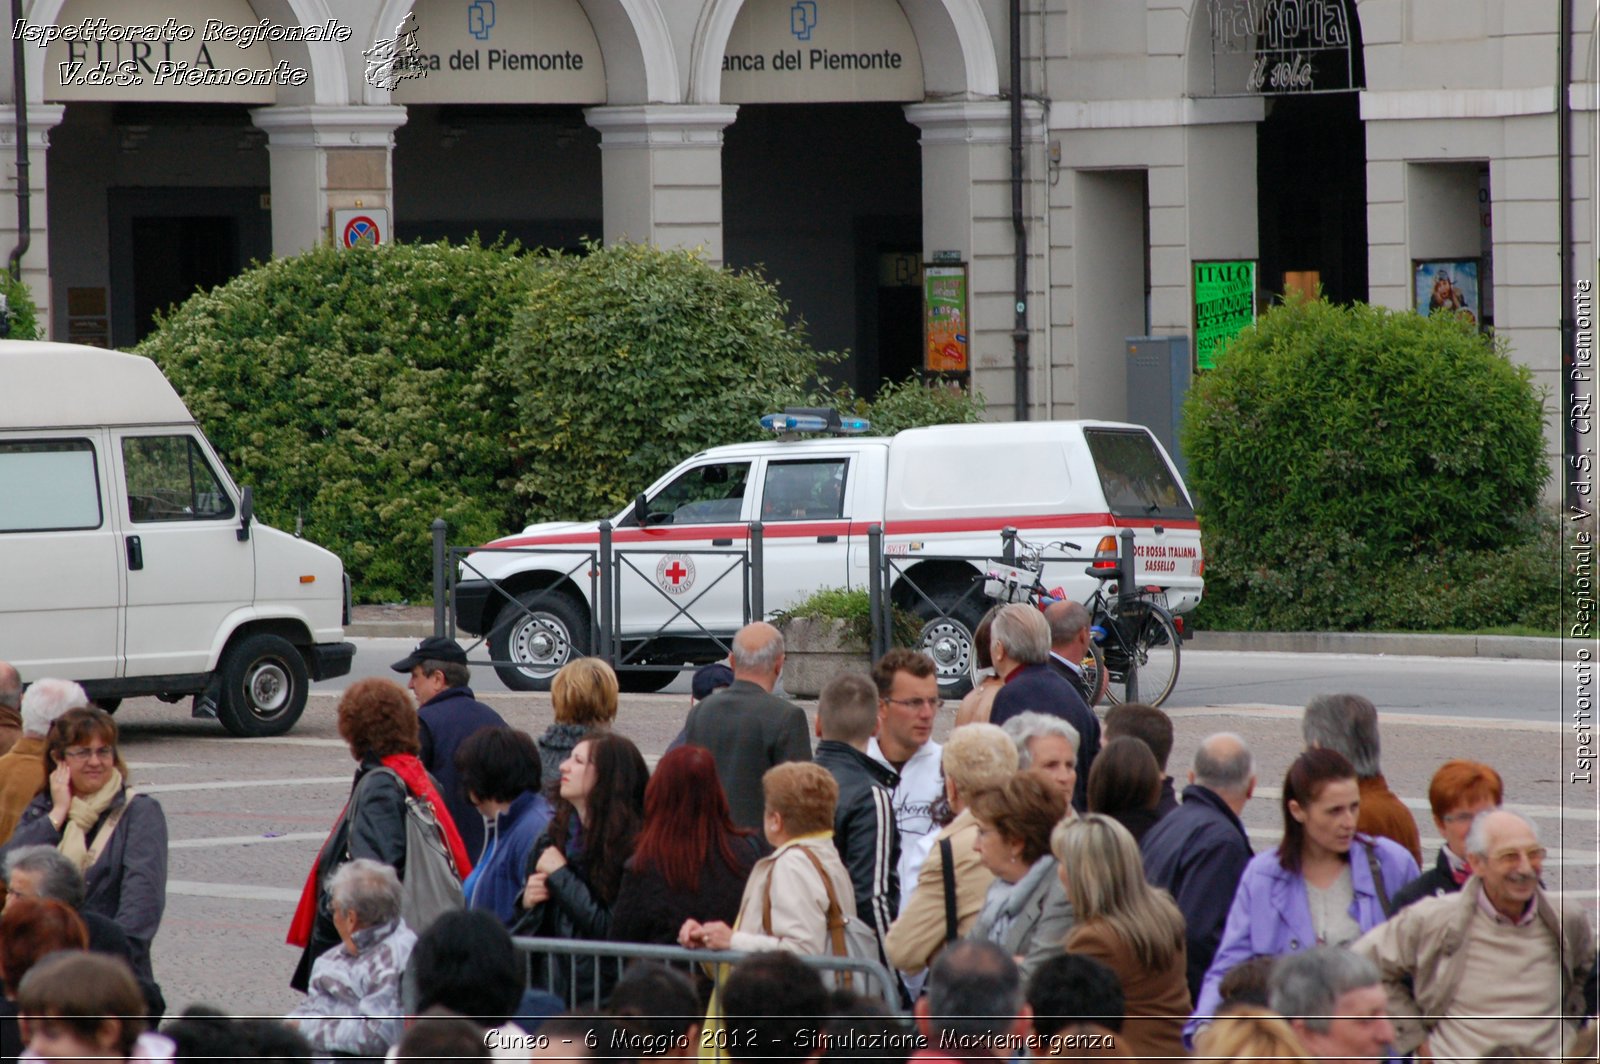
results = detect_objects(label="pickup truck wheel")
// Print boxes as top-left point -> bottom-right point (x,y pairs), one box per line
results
216,633 -> 309,737
912,590 -> 986,699
489,590 -> 589,692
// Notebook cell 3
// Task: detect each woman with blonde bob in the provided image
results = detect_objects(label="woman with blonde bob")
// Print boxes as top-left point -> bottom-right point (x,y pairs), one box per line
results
1054,813 -> 1190,1060
679,761 -> 853,956
1192,1004 -> 1310,1062
537,658 -> 619,796
885,723 -> 1019,975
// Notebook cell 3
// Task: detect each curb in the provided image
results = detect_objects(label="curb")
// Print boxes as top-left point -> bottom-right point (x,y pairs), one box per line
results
348,620 -> 1565,660
1186,631 -> 1562,661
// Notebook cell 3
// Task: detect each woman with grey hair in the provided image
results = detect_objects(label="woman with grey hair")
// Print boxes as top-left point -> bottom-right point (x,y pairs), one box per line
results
286,858 -> 417,1058
1000,711 -> 1080,803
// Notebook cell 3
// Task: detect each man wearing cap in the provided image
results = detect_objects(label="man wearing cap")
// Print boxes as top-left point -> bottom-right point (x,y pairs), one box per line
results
391,636 -> 507,861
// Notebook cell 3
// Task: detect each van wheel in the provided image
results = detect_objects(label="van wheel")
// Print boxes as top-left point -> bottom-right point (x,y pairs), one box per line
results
489,590 -> 589,691
216,634 -> 309,737
912,590 -> 986,699
94,698 -> 122,714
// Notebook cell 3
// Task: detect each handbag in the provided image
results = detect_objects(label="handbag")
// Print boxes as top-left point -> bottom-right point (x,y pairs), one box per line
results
764,844 -> 887,998
349,768 -> 465,935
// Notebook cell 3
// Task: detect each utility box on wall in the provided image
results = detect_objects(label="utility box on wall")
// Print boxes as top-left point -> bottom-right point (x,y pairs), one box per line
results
1125,336 -> 1191,478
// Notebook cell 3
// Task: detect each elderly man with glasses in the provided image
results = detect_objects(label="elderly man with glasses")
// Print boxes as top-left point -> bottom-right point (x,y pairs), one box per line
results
1352,809 -> 1594,1062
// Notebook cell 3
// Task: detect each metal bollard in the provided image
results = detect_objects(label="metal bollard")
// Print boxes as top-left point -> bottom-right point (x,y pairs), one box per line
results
1119,527 -> 1138,702
431,518 -> 447,638
750,521 -> 765,619
867,524 -> 884,659
597,520 -> 613,664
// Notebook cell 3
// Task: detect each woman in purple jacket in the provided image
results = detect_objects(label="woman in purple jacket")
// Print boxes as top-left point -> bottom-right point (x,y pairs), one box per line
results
1187,747 -> 1419,1042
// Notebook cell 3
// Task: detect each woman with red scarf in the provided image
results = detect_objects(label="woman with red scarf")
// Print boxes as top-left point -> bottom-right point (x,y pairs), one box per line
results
288,678 -> 470,992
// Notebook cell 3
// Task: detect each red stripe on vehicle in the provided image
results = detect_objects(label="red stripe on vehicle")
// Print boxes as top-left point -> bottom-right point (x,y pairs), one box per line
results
484,513 -> 1196,550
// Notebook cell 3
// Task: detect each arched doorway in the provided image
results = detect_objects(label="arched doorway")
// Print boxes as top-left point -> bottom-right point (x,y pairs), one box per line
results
706,0 -> 928,395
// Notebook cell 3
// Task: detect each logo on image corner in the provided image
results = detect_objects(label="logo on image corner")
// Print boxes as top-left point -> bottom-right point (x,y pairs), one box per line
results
655,556 -> 697,596
363,12 -> 425,91
790,1 -> 817,42
469,0 -> 496,41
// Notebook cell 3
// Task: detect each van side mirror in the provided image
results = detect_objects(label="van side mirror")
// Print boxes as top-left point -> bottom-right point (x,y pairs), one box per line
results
237,486 -> 253,542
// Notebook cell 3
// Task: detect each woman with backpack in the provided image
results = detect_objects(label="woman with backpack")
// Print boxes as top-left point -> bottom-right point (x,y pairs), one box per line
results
515,730 -> 647,1006
287,678 -> 471,993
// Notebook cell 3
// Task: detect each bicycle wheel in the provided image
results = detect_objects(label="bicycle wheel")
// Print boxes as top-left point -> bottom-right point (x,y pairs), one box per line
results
1080,641 -> 1108,708
1101,602 -> 1181,708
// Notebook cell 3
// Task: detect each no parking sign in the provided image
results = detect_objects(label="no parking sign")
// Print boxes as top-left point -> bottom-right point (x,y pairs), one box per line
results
332,208 -> 390,248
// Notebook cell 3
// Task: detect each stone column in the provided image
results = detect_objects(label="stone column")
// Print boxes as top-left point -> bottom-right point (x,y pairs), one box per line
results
583,104 -> 739,266
0,104 -> 65,335
904,100 -> 1047,418
249,105 -> 408,257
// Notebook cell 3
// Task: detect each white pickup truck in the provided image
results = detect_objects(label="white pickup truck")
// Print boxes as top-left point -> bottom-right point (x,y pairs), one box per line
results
453,416 -> 1203,694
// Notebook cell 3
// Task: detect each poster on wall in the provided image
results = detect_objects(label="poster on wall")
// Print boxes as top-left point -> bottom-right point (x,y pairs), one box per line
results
1193,261 -> 1257,370
1413,259 -> 1481,325
923,265 -> 968,373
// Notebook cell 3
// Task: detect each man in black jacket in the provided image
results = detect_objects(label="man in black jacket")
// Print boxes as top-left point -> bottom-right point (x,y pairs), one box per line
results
1139,731 -> 1255,1000
391,636 -> 506,861
813,672 -> 900,942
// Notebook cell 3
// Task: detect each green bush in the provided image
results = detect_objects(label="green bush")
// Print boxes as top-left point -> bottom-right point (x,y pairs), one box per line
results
136,240 -> 531,602
851,376 -> 986,436
5,271 -> 41,341
1181,297 -> 1550,631
495,242 -> 838,521
770,586 -> 923,647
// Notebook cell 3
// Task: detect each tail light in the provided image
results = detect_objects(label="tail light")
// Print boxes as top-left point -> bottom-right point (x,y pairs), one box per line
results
1173,615 -> 1185,636
1090,535 -> 1119,571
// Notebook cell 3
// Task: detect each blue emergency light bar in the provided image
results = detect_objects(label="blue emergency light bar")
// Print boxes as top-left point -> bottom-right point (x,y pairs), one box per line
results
759,408 -> 871,435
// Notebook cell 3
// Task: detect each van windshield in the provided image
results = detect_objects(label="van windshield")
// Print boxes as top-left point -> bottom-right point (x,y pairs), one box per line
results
1084,429 -> 1194,520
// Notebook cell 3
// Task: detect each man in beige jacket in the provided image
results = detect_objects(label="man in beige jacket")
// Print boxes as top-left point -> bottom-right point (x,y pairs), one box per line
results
1352,809 -> 1593,1062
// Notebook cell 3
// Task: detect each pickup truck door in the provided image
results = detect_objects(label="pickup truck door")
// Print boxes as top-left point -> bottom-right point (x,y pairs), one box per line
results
751,454 -> 856,612
113,430 -> 254,677
0,433 -> 122,679
617,458 -> 752,638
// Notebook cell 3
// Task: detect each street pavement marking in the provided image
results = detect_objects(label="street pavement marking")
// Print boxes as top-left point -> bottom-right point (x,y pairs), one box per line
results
167,880 -> 300,903
1242,828 -> 1597,866
1251,786 -> 1600,822
1165,704 -> 1567,732
140,776 -> 349,795
168,832 -> 328,850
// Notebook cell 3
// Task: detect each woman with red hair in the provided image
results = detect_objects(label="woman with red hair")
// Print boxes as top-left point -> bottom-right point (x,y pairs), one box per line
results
1390,759 -> 1504,911
610,745 -> 762,946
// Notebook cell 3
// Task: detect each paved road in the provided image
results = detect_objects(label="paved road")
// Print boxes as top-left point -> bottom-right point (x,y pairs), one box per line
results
323,637 -> 1567,723
75,641 -> 1593,1020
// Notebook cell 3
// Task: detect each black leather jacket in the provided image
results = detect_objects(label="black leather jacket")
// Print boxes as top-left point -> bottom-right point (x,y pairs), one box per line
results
290,759 -> 407,992
513,825 -> 618,1007
813,740 -> 901,935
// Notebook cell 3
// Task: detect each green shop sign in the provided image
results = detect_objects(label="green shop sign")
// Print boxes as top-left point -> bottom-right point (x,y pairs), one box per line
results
1193,261 -> 1257,370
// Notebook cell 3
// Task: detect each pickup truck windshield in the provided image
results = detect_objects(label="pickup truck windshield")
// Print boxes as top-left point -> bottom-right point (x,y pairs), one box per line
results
1084,429 -> 1194,520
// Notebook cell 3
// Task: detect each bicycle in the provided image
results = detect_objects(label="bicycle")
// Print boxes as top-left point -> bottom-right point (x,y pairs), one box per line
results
980,535 -> 1183,709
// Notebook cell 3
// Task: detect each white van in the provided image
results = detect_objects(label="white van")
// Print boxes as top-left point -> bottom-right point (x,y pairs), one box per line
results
0,342 -> 353,736
454,415 -> 1201,695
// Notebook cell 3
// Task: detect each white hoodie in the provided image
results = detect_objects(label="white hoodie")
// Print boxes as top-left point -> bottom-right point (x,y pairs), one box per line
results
867,736 -> 944,917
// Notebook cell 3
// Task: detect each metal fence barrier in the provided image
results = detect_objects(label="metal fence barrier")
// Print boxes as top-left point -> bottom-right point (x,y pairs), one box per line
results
511,935 -> 904,1014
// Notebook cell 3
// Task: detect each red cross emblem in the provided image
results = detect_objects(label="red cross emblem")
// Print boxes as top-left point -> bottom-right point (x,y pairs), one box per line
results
654,556 -> 696,595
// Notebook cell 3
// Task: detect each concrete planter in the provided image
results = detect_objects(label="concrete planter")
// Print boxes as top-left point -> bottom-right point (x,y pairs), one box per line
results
777,616 -> 871,699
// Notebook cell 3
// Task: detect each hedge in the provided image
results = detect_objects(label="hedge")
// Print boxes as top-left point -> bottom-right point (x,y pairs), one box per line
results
1181,297 -> 1552,631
